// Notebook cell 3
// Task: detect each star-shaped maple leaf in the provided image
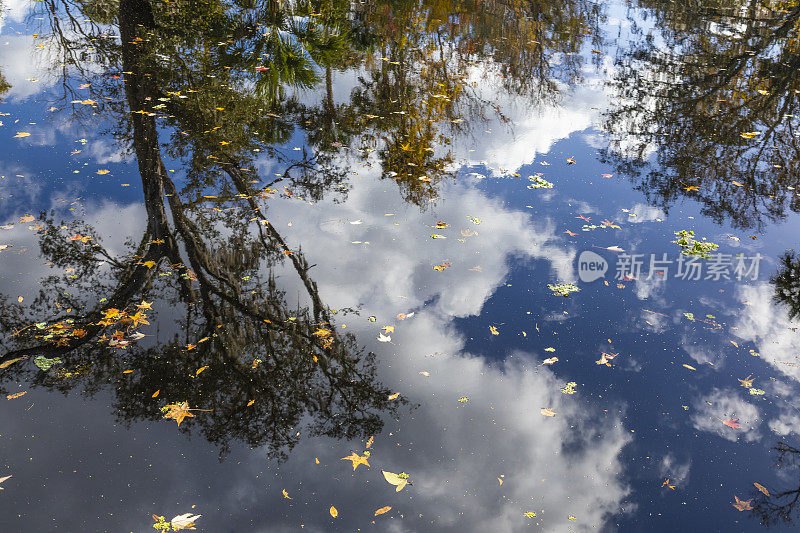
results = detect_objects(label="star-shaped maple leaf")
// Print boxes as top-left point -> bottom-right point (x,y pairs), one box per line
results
738,375 -> 754,388
162,401 -> 195,426
129,311 -> 150,328
661,478 -> 676,490
683,185 -> 699,192
341,452 -> 370,470
722,418 -> 742,429
732,495 -> 753,511
136,301 -> 153,310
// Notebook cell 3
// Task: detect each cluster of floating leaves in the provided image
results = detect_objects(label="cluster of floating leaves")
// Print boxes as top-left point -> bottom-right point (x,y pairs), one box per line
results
547,283 -> 580,297
527,175 -> 554,189
672,230 -> 719,259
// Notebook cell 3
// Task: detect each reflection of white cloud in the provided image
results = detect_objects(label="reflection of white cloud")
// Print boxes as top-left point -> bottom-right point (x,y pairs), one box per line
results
640,309 -> 668,333
251,162 -> 631,531
691,388 -> 760,443
86,137 -> 130,164
619,203 -> 664,224
0,0 -> 32,32
633,274 -> 666,301
270,172 -> 577,318
682,337 -> 725,368
659,452 -> 691,483
451,73 -> 607,176
735,283 -> 800,382
768,413 -> 800,437
0,201 -> 145,304
0,35 -> 57,101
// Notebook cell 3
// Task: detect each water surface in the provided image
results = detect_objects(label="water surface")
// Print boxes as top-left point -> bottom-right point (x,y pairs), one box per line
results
1,0 -> 800,531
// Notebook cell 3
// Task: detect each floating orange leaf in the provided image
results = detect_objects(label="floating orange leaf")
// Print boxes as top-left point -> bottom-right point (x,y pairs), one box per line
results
754,482 -> 770,496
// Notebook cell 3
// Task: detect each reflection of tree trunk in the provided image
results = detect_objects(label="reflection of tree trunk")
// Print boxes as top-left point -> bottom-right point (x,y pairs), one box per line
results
0,0 -> 178,365
325,66 -> 334,115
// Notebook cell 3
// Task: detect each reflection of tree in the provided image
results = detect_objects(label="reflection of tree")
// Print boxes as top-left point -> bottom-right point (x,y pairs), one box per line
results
347,0 -> 603,206
1,0 -> 605,454
0,69 -> 9,100
0,0 -> 399,459
752,441 -> 800,526
771,250 -> 800,321
602,0 -> 800,230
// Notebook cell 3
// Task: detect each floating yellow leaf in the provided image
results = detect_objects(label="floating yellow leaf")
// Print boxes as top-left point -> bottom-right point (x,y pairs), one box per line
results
161,401 -> 196,426
13,132 -> 31,138
682,364 -> 696,371
366,435 -> 374,449
388,392 -> 400,400
754,482 -> 770,496
561,382 -> 577,394
542,357 -> 558,365
247,399 -> 255,406
152,390 -> 160,398
374,506 -> 391,516
329,506 -> 338,518
195,366 -> 208,376
170,513 -> 201,531
0,357 -> 26,369
282,489 -> 292,499
540,408 -> 556,417
382,470 -> 410,492
489,326 -> 499,335
341,452 -> 370,470
6,391 -> 27,400
122,369 -> 134,374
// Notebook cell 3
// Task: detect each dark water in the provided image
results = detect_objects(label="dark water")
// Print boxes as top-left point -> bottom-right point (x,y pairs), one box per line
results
1,0 -> 800,531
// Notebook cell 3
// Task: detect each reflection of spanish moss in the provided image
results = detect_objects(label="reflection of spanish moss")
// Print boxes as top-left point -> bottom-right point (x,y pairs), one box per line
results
771,251 -> 800,322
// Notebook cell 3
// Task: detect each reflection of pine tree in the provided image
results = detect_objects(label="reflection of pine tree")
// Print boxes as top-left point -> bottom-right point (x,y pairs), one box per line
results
771,251 -> 800,321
